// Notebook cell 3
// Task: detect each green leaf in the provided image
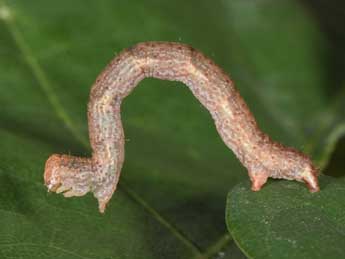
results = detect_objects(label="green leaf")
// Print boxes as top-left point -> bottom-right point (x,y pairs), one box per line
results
226,176 -> 345,258
0,0 -> 344,258
0,130 -> 196,259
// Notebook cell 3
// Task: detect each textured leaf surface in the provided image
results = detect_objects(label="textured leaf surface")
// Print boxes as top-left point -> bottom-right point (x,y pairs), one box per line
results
226,176 -> 345,259
0,129 -> 206,259
0,0 -> 344,258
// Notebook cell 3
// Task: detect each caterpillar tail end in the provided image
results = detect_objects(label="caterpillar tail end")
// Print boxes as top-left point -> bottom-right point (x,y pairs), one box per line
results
302,168 -> 320,193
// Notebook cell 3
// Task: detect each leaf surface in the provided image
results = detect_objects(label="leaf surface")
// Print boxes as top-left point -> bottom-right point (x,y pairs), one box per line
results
226,176 -> 345,259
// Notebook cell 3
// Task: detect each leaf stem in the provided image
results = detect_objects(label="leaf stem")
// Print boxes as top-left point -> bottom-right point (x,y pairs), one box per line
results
194,233 -> 233,259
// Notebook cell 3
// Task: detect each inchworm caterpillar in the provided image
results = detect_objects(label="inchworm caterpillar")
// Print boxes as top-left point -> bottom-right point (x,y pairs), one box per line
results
44,42 -> 319,213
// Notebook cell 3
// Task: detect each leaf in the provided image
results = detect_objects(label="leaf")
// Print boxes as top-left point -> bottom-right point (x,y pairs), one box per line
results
0,0 -> 344,258
0,130 -> 196,259
226,176 -> 345,258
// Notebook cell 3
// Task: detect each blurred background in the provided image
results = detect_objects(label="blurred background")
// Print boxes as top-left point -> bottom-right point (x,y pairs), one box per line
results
0,0 -> 344,258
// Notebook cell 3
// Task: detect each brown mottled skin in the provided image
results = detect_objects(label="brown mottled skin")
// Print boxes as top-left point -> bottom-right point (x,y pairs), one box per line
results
44,42 -> 319,213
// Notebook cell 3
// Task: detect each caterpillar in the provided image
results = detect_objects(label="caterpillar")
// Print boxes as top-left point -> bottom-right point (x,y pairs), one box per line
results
44,42 -> 319,213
